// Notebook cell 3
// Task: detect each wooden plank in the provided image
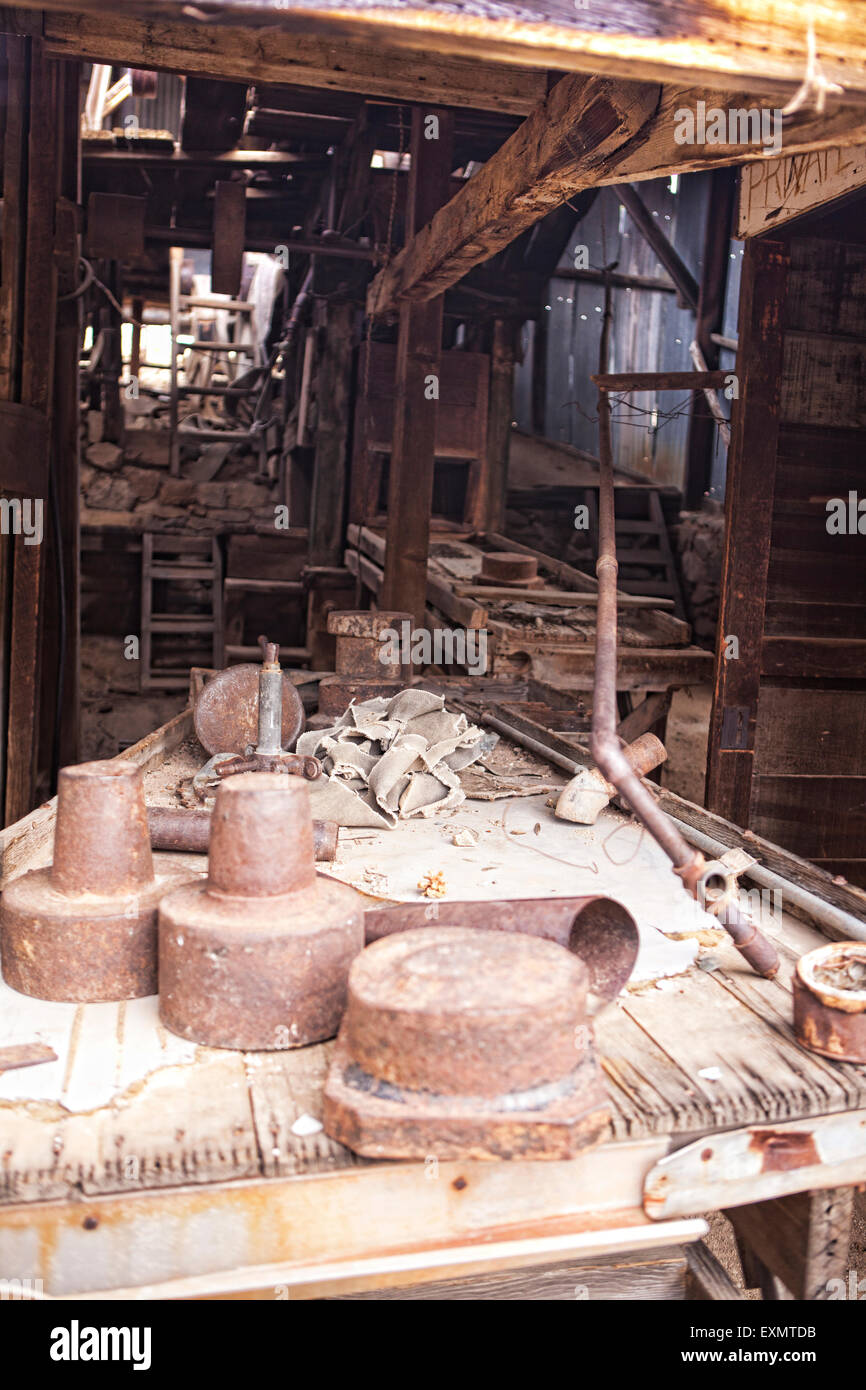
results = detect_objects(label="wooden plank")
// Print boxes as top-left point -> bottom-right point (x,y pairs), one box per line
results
26,1 -> 866,100
706,237 -> 789,826
761,636 -> 866,680
455,585 -> 673,609
750,776 -> 866,860
645,1110 -> 866,1220
42,11 -> 545,115
685,1242 -> 744,1301
380,107 -> 453,627
739,145 -> 866,239
368,72 -> 866,313
594,371 -> 727,392
753,688 -> 866,778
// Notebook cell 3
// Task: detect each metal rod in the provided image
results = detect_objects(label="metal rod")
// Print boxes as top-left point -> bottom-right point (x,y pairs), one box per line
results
589,276 -> 778,979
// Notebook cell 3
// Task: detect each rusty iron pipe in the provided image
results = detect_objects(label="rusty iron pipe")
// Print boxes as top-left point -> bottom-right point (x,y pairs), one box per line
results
147,806 -> 339,861
590,279 -> 778,979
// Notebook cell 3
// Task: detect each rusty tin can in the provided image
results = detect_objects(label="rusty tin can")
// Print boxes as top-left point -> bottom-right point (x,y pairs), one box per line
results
1,760 -> 195,1002
793,943 -> 866,1063
158,772 -> 364,1050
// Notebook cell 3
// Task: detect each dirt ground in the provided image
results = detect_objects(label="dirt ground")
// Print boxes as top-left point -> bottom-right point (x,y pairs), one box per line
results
78,649 -> 865,1298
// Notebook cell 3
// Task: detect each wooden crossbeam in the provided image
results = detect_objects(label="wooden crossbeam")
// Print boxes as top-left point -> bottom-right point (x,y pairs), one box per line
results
40,11 -> 545,116
24,1 -> 866,102
368,74 -> 866,314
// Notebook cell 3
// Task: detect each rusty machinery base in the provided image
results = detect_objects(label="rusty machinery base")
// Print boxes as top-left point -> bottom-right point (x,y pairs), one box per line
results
159,876 -> 363,1050
1,870 -> 188,1002
324,926 -> 614,1161
324,1039 -> 609,1161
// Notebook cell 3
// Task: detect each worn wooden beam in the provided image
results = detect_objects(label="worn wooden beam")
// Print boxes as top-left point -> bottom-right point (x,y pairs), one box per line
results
726,1189 -> 854,1301
368,74 -> 866,313
211,181 -> 246,298
40,11 -> 545,116
368,74 -> 661,315
593,371 -> 728,392
22,1 -> 866,101
706,238 -> 789,827
380,108 -> 454,627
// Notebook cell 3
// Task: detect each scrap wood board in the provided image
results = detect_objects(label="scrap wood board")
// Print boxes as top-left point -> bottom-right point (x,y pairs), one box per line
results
1,711 -> 865,1221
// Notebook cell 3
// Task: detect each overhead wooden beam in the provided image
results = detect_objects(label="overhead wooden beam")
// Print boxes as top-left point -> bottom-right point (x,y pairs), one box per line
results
41,11 -> 545,116
368,74 -> 661,316
368,74 -> 866,314
380,108 -> 455,627
21,0 -> 866,101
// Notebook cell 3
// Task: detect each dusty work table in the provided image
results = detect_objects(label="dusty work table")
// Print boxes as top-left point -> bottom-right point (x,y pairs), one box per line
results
0,709 -> 864,1300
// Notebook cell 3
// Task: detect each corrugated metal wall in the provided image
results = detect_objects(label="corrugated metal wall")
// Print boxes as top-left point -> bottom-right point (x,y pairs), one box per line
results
515,171 -> 739,497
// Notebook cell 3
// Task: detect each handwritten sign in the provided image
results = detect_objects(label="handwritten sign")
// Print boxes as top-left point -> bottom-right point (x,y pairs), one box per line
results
738,144 -> 866,238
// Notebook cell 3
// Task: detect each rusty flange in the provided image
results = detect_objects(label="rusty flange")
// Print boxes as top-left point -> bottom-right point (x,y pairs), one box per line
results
323,927 -> 611,1160
0,760 -> 194,1002
158,772 -> 364,1050
793,943 -> 866,1063
194,664 -> 305,757
318,609 -> 413,716
477,551 -> 544,587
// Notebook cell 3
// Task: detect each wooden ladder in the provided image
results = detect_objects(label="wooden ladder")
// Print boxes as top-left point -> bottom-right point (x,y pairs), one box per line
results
168,246 -> 267,476
140,532 -> 224,691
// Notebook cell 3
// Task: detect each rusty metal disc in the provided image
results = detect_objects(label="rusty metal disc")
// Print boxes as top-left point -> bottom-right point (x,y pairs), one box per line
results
478,551 -> 543,586
194,665 -> 304,756
324,927 -> 611,1161
343,927 -> 588,1097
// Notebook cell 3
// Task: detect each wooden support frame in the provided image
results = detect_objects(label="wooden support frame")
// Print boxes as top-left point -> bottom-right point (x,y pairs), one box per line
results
368,73 -> 866,316
706,238 -> 790,827
380,107 -> 454,626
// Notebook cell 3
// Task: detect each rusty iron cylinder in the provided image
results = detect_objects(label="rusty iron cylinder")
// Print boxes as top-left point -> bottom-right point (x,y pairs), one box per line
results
793,943 -> 866,1063
158,772 -> 364,1050
1,760 -> 193,1002
147,805 -> 339,861
324,927 -> 611,1160
318,609 -> 412,716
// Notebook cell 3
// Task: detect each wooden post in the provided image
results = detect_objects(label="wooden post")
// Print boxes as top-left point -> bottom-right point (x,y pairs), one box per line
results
381,107 -> 454,626
3,35 -> 61,824
484,318 -> 515,532
705,238 -> 789,827
130,296 -> 144,380
309,301 -> 355,566
53,59 -> 82,771
685,168 -> 737,509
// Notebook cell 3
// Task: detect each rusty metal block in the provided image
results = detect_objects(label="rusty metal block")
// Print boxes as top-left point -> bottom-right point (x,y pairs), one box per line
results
158,772 -> 364,1050
793,943 -> 866,1063
194,663 -> 305,757
0,761 -> 195,1002
318,609 -> 412,716
324,928 -> 612,1161
477,551 -> 543,587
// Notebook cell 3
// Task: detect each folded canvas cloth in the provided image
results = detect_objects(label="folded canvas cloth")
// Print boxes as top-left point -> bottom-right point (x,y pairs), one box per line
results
297,689 -> 497,828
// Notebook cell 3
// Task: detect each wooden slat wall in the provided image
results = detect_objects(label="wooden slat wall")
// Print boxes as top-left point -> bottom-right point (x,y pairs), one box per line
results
746,228 -> 866,885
